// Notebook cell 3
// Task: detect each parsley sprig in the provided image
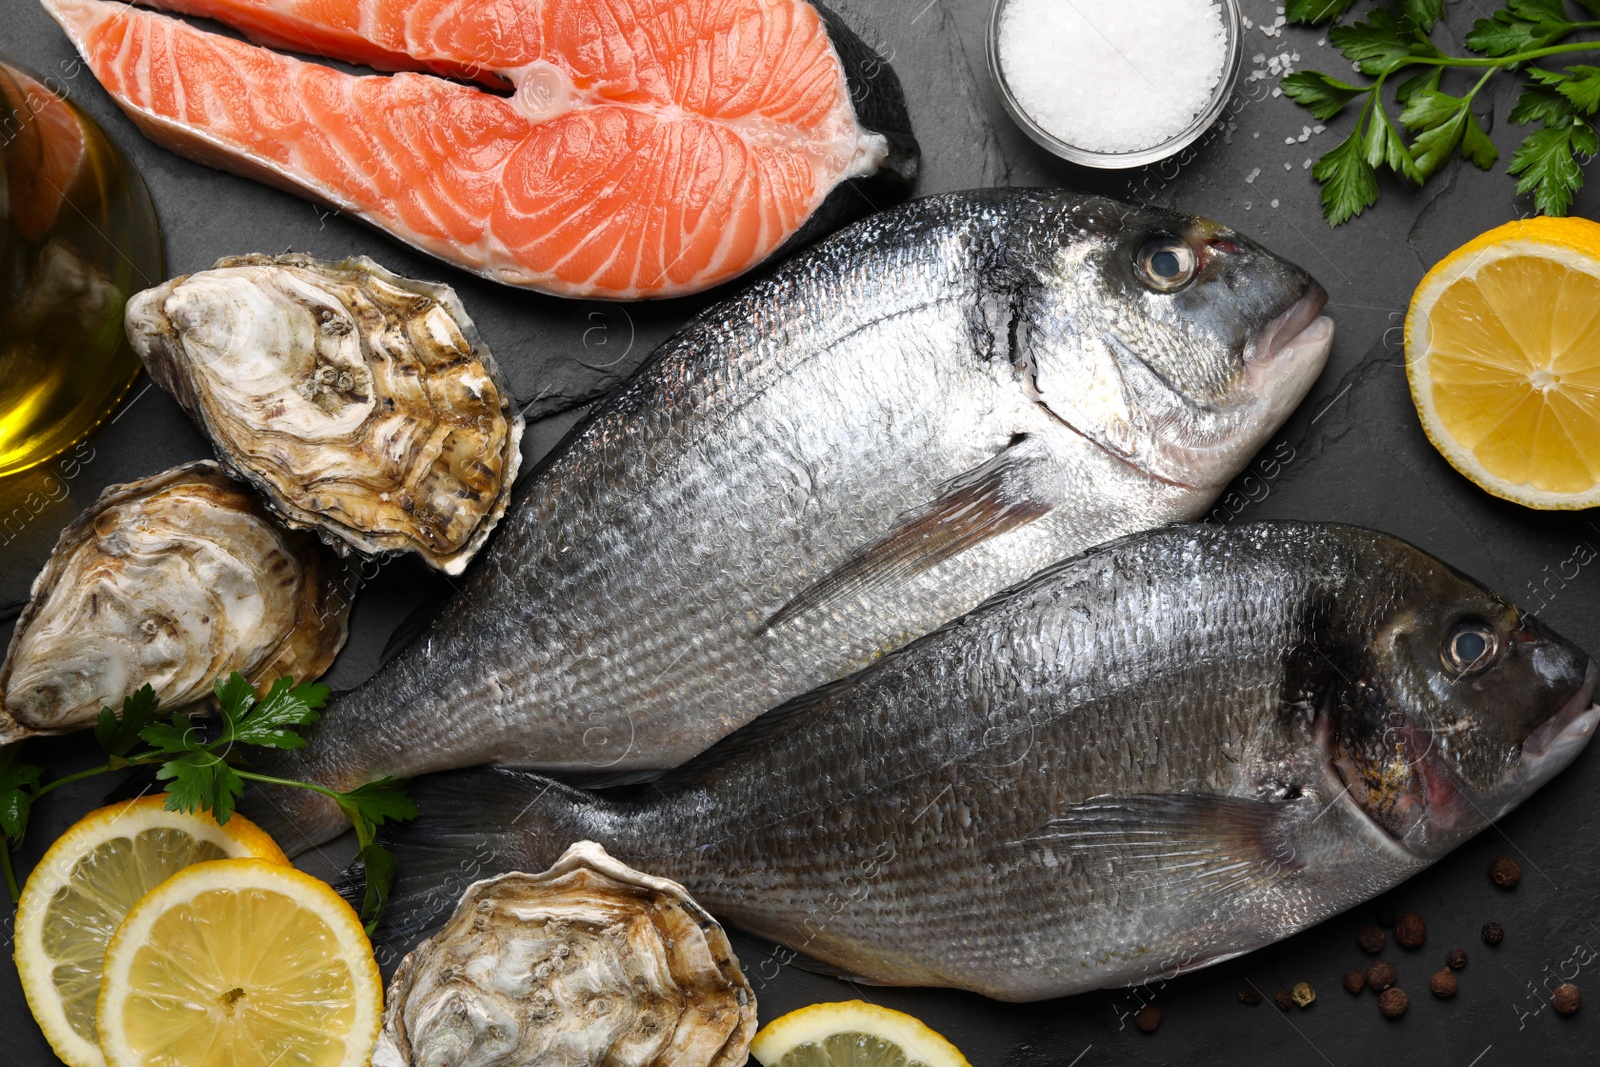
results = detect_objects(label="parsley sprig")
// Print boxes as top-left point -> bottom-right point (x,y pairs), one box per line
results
1284,0 -> 1600,224
0,675 -> 415,932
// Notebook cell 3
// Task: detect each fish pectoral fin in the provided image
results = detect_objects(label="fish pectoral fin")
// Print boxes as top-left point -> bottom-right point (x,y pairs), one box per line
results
757,443 -> 1053,636
1004,793 -> 1305,906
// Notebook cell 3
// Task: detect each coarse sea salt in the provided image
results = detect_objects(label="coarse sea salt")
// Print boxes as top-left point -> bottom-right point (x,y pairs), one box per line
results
997,0 -> 1228,155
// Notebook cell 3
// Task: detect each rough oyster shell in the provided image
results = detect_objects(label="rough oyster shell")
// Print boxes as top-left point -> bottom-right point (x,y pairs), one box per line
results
0,461 -> 350,742
126,253 -> 524,575
375,841 -> 756,1067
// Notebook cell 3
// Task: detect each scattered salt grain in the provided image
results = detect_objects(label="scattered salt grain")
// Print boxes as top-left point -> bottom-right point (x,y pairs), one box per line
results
997,0 -> 1228,153
1245,167 -> 1261,183
1303,158 -> 1313,168
1271,199 -> 1280,208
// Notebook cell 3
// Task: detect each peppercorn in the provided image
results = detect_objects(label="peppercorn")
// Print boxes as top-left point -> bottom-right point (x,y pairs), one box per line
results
1430,969 -> 1458,998
1274,990 -> 1293,1012
1481,922 -> 1504,946
1375,905 -> 1397,927
1395,913 -> 1427,949
1291,981 -> 1316,1008
1357,923 -> 1386,954
1366,960 -> 1397,992
1379,987 -> 1409,1018
1238,987 -> 1261,1006
1446,947 -> 1468,970
1134,1003 -> 1161,1032
1554,984 -> 1580,1015
1343,970 -> 1366,995
1489,856 -> 1522,889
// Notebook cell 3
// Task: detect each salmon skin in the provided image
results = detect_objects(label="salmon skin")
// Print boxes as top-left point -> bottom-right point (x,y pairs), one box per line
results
239,189 -> 1335,853
42,0 -> 918,299
364,523 -> 1599,1000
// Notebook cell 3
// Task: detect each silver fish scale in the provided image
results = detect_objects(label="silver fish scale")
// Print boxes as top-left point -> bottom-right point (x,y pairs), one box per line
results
584,524 -> 1426,1000
258,189 -> 1307,844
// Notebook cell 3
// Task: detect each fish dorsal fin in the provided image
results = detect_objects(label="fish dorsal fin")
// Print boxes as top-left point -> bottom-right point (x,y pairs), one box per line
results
757,441 -> 1052,636
1002,793 -> 1306,909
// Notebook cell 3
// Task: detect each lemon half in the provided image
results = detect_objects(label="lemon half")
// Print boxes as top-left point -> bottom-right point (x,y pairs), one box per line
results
95,858 -> 382,1067
1407,216 -> 1600,508
750,1001 -> 973,1067
13,797 -> 288,1067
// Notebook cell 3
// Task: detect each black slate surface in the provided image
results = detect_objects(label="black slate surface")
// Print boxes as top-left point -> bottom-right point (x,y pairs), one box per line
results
2,1 -> 1599,1064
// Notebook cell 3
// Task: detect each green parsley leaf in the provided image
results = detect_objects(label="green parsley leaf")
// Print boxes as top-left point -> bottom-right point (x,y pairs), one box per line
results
0,761 -> 43,842
231,677 -> 329,750
1512,79 -> 1582,125
1400,88 -> 1468,133
213,671 -> 258,734
1400,0 -> 1444,31
139,711 -> 205,757
338,777 -> 418,833
1466,0 -> 1579,58
158,751 -> 246,824
1509,122 -> 1599,215
1364,110 -> 1424,183
1286,0 -> 1359,24
1462,112 -> 1501,169
1282,71 -> 1370,120
1331,11 -> 1439,77
1314,125 -> 1382,225
94,684 -> 162,765
1557,65 -> 1600,114
353,842 -> 398,933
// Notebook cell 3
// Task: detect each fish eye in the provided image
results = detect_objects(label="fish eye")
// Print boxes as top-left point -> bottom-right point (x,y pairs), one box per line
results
1135,236 -> 1198,293
1442,620 -> 1500,675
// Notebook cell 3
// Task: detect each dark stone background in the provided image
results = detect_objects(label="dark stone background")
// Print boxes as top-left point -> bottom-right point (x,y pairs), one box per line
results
2,0 -> 1598,1064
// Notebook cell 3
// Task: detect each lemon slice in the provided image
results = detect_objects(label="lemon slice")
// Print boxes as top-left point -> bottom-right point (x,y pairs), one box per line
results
13,797 -> 288,1067
96,858 -> 382,1067
1406,216 -> 1600,508
750,1001 -> 972,1067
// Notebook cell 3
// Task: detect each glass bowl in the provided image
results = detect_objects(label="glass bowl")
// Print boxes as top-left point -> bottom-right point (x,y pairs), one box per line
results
986,0 -> 1244,170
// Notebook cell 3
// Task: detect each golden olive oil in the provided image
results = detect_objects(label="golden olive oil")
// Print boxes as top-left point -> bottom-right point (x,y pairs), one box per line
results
0,56 -> 163,478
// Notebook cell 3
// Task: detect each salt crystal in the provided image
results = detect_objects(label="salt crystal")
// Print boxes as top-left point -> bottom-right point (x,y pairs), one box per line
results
1313,125 -> 1325,134
1285,137 -> 1296,144
1303,158 -> 1312,168
1272,87 -> 1282,97
997,0 -> 1228,153
1271,198 -> 1280,208
1283,162 -> 1292,170
1245,167 -> 1261,183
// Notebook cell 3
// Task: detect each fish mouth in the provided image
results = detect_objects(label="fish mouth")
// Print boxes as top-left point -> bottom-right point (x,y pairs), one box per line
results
1251,283 -> 1331,363
1520,661 -> 1600,775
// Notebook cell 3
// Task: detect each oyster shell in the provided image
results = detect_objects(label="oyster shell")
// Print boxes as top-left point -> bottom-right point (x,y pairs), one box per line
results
375,841 -> 756,1067
0,461 -> 350,743
126,253 -> 524,575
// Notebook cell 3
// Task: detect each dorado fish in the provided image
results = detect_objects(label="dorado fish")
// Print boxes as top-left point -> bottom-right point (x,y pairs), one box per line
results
229,189 -> 1333,850
368,522 -> 1599,1002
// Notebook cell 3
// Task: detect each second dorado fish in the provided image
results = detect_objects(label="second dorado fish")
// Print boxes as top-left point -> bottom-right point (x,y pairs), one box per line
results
232,189 -> 1333,849
371,523 -> 1599,1001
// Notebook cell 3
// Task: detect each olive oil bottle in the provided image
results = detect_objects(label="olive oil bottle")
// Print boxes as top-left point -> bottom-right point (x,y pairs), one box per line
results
0,56 -> 163,478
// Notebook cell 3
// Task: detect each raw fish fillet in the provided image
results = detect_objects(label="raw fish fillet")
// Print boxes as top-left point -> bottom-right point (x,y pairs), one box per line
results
41,0 -> 914,298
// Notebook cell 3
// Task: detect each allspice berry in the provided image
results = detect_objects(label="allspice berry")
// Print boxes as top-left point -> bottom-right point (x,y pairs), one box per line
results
1482,922 -> 1504,946
1134,1003 -> 1162,1032
1291,981 -> 1316,1008
1554,984 -> 1581,1016
1366,960 -> 1397,992
1489,856 -> 1522,889
1446,948 -> 1468,970
1238,987 -> 1262,1006
1274,990 -> 1294,1012
1379,987 -> 1409,1018
1343,970 -> 1366,995
1357,923 -> 1386,954
1430,969 -> 1458,998
1395,913 -> 1427,949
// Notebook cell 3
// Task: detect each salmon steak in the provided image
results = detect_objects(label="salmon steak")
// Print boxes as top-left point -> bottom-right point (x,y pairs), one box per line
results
41,0 -> 917,299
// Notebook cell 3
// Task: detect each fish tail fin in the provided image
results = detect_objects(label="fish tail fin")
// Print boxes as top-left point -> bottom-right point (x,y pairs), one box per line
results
338,767 -> 606,963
